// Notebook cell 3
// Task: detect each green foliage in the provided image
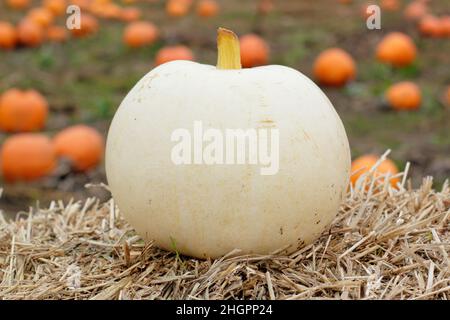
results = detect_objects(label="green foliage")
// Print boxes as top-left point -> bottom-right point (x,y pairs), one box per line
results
36,48 -> 55,70
170,236 -> 183,265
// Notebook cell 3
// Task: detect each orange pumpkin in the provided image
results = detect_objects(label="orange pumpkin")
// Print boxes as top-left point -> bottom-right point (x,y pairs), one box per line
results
43,0 -> 66,16
46,25 -> 68,42
380,0 -> 400,11
0,22 -> 17,50
17,19 -> 45,48
351,155 -> 400,188
360,3 -> 375,19
155,45 -> 195,66
404,1 -> 428,21
71,14 -> 99,38
444,86 -> 450,108
196,0 -> 219,18
6,0 -> 31,10
105,4 -> 123,20
313,48 -> 356,87
166,0 -> 190,18
119,7 -> 142,22
441,16 -> 450,37
385,81 -> 421,111
27,7 -> 55,28
0,89 -> 49,132
376,32 -> 417,67
419,15 -> 445,38
53,125 -> 104,172
86,1 -> 101,14
93,3 -> 122,19
1,134 -> 56,182
123,21 -> 159,48
239,34 -> 270,68
69,0 -> 90,10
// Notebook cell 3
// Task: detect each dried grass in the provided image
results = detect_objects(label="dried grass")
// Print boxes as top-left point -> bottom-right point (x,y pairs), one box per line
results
0,160 -> 449,300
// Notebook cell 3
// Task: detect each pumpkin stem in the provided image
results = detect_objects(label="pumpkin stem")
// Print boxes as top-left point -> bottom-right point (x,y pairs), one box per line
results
217,27 -> 242,70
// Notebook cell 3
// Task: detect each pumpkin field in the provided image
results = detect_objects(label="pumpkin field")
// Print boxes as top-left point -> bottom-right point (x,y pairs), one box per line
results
0,0 -> 449,214
0,0 -> 449,300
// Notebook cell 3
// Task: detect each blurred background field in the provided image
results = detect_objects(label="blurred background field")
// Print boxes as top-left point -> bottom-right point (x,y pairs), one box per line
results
0,0 -> 449,216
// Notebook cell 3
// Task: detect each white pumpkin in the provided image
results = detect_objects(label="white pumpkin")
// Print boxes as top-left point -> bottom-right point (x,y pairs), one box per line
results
106,28 -> 351,258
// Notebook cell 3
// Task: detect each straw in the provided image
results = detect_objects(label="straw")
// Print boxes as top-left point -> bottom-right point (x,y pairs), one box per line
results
0,169 -> 449,300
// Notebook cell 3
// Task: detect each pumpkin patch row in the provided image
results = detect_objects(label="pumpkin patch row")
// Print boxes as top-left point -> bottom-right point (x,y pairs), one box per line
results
0,1 -> 447,193
5,0 -> 220,20
0,87 -> 103,182
418,15 -> 450,38
311,32 -> 423,111
1,0 -> 142,49
0,125 -> 104,182
0,1 -> 218,50
333,1 -> 448,186
354,0 -> 450,38
166,0 -> 219,18
0,15 -> 99,49
312,24 -> 449,113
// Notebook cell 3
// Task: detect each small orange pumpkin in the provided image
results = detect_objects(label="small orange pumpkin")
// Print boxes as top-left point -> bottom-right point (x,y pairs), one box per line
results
360,3 -> 375,19
71,14 -> 99,38
155,45 -> 195,66
1,133 -> 56,182
166,0 -> 190,18
53,125 -> 104,172
380,0 -> 400,11
385,81 -> 421,111
94,3 -> 122,20
69,0 -> 90,10
93,0 -> 111,4
119,7 -> 142,22
376,32 -> 417,67
123,21 -> 159,48
404,1 -> 428,21
440,16 -> 450,37
46,25 -> 68,42
351,155 -> 400,188
27,7 -> 55,28
419,15 -> 445,38
313,48 -> 356,87
0,22 -> 17,50
444,86 -> 450,108
196,0 -> 219,18
43,0 -> 66,16
17,19 -> 45,48
6,0 -> 30,10
0,88 -> 49,132
239,34 -> 270,68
